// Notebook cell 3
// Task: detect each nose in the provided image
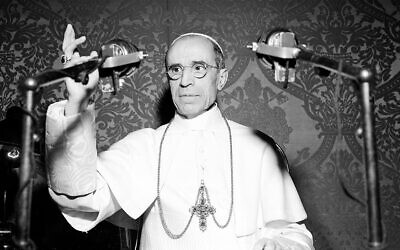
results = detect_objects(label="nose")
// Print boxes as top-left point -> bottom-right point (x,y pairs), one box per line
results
179,67 -> 194,87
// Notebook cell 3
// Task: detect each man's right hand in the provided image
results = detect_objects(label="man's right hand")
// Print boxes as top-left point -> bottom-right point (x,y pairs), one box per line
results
62,24 -> 99,116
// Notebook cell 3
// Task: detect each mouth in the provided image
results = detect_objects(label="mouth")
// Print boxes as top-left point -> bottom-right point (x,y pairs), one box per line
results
179,94 -> 199,103
179,94 -> 199,97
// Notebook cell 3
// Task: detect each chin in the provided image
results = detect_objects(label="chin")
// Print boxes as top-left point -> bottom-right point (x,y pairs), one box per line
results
179,112 -> 199,119
178,109 -> 202,119
177,105 -> 199,117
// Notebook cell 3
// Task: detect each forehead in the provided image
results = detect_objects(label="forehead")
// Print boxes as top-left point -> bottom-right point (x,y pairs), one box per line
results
166,36 -> 216,65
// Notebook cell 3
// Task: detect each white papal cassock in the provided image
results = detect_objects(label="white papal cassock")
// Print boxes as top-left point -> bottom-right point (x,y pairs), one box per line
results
46,101 -> 314,250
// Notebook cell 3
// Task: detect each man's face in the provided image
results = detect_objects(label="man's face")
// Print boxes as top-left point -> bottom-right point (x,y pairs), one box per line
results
166,36 -> 227,119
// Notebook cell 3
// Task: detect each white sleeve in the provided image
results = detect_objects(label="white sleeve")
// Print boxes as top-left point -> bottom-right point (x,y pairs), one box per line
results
46,100 -> 97,196
258,143 -> 314,249
48,172 -> 121,232
46,101 -> 157,231
45,101 -> 120,232
260,144 -> 307,223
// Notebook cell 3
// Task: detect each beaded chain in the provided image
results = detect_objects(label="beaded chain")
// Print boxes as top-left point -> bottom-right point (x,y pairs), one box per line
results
156,116 -> 234,239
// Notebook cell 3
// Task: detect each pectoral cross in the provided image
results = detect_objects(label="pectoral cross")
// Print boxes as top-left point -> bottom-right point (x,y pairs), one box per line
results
190,181 -> 216,231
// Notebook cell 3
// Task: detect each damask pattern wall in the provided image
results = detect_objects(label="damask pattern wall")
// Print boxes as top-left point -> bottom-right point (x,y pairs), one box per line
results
1,0 -> 400,249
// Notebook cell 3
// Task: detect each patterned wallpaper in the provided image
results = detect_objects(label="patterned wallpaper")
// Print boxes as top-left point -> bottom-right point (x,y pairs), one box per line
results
1,0 -> 400,249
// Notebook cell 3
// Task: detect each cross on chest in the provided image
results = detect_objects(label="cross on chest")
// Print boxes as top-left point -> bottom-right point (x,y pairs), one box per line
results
190,183 -> 216,231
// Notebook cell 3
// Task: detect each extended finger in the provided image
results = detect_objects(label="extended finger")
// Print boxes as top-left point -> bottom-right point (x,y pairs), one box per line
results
62,24 -> 86,55
62,24 -> 74,52
65,36 -> 86,57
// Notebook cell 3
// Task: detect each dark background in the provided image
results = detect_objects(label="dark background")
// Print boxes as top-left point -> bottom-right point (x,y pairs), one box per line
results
1,0 -> 400,249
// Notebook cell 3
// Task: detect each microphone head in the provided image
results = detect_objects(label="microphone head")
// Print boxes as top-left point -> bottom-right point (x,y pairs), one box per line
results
99,39 -> 140,93
257,28 -> 298,84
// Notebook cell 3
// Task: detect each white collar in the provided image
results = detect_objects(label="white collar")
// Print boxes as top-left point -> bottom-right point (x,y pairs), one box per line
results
170,104 -> 225,132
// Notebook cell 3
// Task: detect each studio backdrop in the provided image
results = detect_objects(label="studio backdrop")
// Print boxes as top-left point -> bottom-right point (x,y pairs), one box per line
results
1,0 -> 400,249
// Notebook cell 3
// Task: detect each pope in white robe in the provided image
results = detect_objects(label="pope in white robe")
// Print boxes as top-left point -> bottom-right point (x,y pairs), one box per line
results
45,26 -> 314,250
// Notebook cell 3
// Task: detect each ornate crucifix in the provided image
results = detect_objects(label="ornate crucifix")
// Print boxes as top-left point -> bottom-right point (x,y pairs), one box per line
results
190,181 -> 216,231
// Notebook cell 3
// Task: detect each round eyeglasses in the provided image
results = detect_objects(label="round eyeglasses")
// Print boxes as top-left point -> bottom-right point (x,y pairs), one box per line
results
167,62 -> 219,80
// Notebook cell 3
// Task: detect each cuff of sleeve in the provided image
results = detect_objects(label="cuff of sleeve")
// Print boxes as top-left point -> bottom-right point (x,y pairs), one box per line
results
52,175 -> 120,232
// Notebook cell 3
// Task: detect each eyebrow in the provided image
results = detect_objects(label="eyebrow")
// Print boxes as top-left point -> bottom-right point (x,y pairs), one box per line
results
168,60 -> 208,67
167,63 -> 181,68
192,60 -> 207,65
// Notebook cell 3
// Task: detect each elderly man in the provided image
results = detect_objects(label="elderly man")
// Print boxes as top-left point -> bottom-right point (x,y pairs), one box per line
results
46,24 -> 314,249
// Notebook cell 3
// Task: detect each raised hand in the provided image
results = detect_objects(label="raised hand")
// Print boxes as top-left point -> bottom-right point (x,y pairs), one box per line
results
62,24 -> 99,116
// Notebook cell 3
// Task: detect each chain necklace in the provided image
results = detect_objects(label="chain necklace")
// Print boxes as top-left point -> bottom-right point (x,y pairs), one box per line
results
156,115 -> 234,239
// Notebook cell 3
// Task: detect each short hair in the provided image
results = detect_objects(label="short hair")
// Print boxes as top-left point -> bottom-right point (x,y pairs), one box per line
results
168,32 -> 225,69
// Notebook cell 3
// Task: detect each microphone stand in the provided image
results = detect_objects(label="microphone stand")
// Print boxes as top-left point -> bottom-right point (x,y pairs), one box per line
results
14,77 -> 37,250
295,49 -> 383,248
248,43 -> 384,248
14,58 -> 103,250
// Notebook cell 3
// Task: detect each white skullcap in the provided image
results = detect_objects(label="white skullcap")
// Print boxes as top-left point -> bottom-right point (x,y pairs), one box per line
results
170,32 -> 224,57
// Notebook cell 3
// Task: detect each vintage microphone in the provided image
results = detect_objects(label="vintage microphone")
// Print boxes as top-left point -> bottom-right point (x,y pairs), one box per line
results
98,39 -> 147,94
40,39 -> 147,93
255,29 -> 297,88
14,40 -> 146,250
247,31 -> 384,248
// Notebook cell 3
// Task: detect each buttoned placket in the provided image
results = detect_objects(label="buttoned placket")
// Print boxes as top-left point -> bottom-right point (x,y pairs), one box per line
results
196,130 -> 208,183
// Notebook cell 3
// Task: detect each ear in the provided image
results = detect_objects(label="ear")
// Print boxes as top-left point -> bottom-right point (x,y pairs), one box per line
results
216,68 -> 228,91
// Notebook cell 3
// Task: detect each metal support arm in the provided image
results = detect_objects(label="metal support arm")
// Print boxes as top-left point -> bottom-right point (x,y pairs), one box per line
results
248,42 -> 384,248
